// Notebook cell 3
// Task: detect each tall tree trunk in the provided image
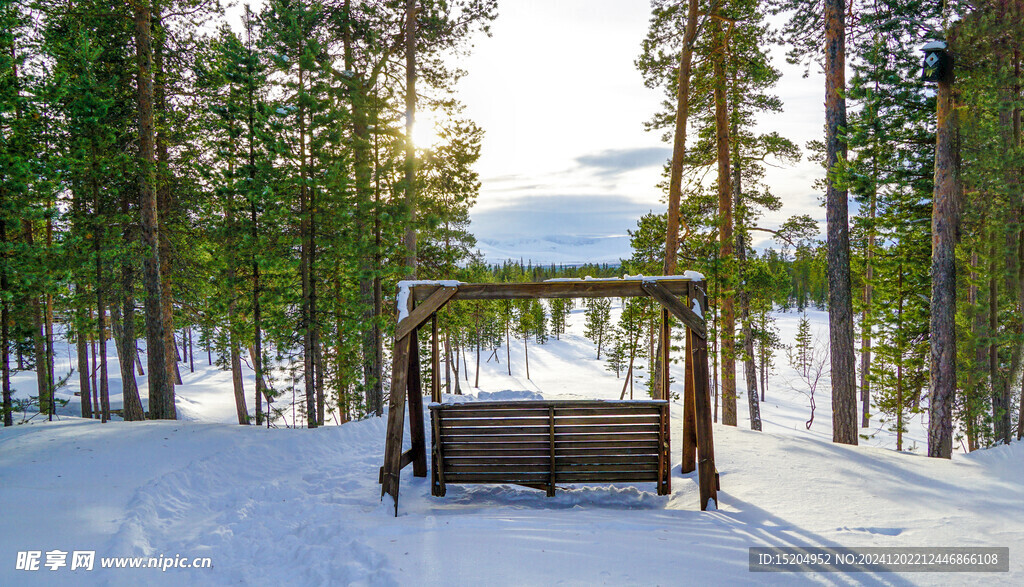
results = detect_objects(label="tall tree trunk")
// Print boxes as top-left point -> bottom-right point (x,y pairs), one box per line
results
153,6 -> 181,388
712,15 -> 736,426
44,214 -> 55,419
524,335 -> 530,380
1,212 -> 11,426
72,185 -> 93,420
505,321 -> 511,376
1014,45 -> 1023,441
928,50 -> 958,458
998,87 -> 1022,445
663,0 -> 698,276
249,345 -> 271,423
89,308 -> 99,417
110,301 -> 144,421
759,318 -> 767,402
968,248 -> 984,451
343,2 -> 381,417
989,235 -> 1006,443
736,193 -> 760,431
96,300 -> 109,423
896,263 -> 905,451
712,274 -> 719,422
334,281 -> 348,424
730,65 -> 761,432
453,342 -> 463,395
312,194 -> 323,427
404,0 -> 417,275
860,181 -> 875,428
308,104 -> 322,427
444,332 -> 452,394
76,321 -> 92,419
249,123 -> 264,426
654,0 -> 700,402
92,176 -> 110,423
134,0 -> 174,419
24,221 -> 51,418
225,159 -> 249,426
825,0 -> 857,445
297,64 -> 315,429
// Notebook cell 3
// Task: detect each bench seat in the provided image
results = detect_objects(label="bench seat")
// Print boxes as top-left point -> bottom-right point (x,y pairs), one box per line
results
429,400 -> 671,497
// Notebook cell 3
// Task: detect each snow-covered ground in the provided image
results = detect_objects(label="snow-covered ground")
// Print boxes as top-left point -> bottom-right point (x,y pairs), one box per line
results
2,307 -> 1021,584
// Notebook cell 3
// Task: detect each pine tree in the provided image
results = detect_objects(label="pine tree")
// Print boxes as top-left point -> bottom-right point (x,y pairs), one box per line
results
549,297 -> 572,340
531,300 -> 548,345
789,313 -> 813,379
584,297 -> 612,360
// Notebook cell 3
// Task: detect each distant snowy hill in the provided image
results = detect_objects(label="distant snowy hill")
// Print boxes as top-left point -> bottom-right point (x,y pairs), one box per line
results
2,308 -> 1022,584
470,195 -> 656,264
474,234 -> 630,265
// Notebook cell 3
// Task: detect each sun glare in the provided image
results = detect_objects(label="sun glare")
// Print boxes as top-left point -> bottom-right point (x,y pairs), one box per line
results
411,111 -> 441,150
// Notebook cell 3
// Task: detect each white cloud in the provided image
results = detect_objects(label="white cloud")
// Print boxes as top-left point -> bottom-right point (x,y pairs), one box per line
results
457,1 -> 830,263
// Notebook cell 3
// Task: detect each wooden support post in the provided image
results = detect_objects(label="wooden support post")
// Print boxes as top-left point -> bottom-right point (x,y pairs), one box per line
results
431,407 -> 446,496
431,314 -> 440,403
381,333 -> 412,515
661,308 -> 670,400
691,281 -> 718,510
682,282 -> 698,474
658,401 -> 671,495
408,328 -> 427,478
682,325 -> 698,474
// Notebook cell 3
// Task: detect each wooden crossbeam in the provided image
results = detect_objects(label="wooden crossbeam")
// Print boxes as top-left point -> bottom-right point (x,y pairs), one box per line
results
641,281 -> 707,340
396,285 -> 457,341
410,279 -> 695,302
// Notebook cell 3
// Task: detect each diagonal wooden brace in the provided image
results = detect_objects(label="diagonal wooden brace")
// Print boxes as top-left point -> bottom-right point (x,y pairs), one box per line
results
641,281 -> 707,340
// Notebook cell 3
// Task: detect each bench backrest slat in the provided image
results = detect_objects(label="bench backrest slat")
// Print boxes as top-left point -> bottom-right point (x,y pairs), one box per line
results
430,400 -> 670,497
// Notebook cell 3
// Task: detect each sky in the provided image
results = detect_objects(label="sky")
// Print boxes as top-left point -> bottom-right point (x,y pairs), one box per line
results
226,0 -> 831,265
454,0 -> 829,264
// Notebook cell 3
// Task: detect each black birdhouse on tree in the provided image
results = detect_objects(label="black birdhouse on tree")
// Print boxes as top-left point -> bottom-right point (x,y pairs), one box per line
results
921,40 -> 951,83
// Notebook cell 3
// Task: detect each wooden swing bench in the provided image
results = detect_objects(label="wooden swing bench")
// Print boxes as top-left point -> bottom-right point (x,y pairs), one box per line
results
379,278 -> 718,515
430,399 -> 671,497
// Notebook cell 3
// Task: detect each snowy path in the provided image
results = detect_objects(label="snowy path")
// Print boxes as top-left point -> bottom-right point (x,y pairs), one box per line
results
3,413 -> 1022,585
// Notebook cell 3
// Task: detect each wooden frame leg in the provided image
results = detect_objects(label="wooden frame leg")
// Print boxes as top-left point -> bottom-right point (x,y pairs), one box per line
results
659,402 -> 671,494
431,408 -> 447,496
682,326 -> 698,474
661,308 -> 670,401
691,282 -> 718,510
408,328 -> 427,478
431,315 -> 441,403
381,334 -> 412,515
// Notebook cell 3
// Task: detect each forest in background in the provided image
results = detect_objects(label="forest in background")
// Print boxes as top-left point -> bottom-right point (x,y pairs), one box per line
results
1,0 -> 497,428
1,0 -> 1023,456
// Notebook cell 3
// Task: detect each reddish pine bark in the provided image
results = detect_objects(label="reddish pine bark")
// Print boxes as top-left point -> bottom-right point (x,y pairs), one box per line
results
825,0 -> 857,445
928,69 -> 958,458
712,15 -> 736,426
133,0 -> 174,419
